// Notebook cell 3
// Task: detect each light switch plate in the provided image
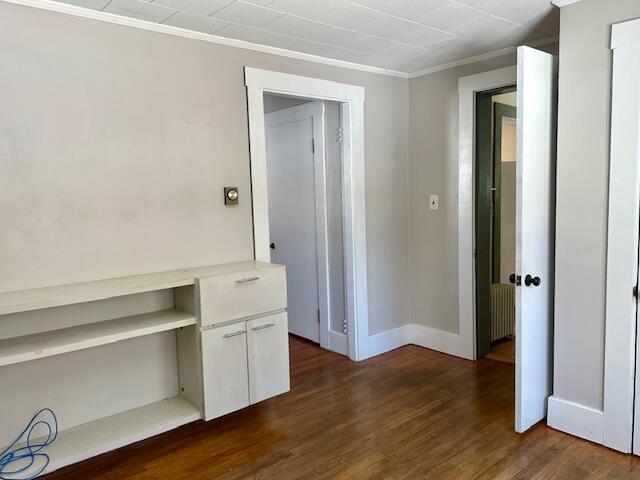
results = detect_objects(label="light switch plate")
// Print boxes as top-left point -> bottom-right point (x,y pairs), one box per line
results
429,194 -> 439,210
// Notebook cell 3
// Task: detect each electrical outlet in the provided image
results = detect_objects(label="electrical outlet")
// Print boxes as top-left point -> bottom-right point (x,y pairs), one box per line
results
429,194 -> 439,210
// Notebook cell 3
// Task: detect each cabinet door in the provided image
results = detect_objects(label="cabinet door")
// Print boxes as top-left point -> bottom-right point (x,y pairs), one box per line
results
201,322 -> 249,420
247,312 -> 290,404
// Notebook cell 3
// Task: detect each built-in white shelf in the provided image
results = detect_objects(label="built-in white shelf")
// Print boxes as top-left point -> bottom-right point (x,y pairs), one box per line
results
0,261 -> 288,476
36,396 -> 201,475
0,308 -> 196,367
0,261 -> 278,316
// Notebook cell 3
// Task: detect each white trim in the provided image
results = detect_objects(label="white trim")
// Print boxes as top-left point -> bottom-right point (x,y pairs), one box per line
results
611,18 -> 640,50
547,396 -> 604,444
457,66 -> 518,361
408,37 -> 558,79
551,0 -> 583,7
245,67 -> 368,362
4,0 -> 558,80
410,324 -> 463,358
329,331 -> 348,356
311,102 -> 330,351
601,26 -> 640,454
366,325 -> 412,358
2,0 -> 406,78
366,324 -> 465,360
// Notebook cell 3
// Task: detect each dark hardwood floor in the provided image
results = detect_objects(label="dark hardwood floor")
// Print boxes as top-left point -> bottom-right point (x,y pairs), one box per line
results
46,335 -> 640,479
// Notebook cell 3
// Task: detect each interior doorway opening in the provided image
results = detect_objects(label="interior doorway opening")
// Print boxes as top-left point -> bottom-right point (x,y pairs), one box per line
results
475,87 -> 517,364
262,93 -> 348,356
459,47 -> 557,434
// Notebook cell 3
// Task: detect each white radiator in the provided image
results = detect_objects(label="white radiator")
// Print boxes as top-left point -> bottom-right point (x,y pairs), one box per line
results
490,283 -> 515,342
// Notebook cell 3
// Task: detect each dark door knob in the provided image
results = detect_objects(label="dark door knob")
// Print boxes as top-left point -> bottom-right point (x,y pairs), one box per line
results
524,274 -> 541,287
270,242 -> 275,250
509,274 -> 521,286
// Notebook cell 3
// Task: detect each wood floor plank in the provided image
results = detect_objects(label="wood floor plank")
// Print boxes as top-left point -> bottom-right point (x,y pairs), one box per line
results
44,335 -> 640,480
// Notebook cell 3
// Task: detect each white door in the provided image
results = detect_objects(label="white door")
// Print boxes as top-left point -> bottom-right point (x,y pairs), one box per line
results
265,102 -> 325,343
515,46 -> 558,433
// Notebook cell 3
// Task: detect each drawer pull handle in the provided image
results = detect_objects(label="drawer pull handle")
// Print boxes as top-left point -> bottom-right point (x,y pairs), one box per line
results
223,330 -> 246,339
252,323 -> 275,331
235,276 -> 260,284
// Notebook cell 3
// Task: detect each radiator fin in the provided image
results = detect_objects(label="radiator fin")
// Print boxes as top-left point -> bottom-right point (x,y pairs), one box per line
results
490,283 -> 515,342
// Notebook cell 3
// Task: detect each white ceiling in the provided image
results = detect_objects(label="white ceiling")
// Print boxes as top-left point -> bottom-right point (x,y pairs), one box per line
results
60,0 -> 559,74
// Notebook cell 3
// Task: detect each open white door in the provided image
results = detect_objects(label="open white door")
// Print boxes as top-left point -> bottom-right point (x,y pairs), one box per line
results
515,46 -> 557,433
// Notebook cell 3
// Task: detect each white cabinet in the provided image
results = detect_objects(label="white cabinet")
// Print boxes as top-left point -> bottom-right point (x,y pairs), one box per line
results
201,322 -> 250,421
198,264 -> 290,421
247,312 -> 290,404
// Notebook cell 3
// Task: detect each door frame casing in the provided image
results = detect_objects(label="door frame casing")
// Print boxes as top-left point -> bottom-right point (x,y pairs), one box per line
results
458,66 -> 518,360
264,101 -> 329,347
602,18 -> 640,454
244,67 -> 368,361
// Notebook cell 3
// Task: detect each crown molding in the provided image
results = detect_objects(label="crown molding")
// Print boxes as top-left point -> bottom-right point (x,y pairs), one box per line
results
2,0 -> 560,80
1,0 -> 409,78
408,35 -> 559,79
551,0 -> 583,6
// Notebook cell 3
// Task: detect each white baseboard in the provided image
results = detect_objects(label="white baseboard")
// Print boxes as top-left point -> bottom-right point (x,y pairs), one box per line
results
410,324 -> 464,358
547,396 -> 604,444
366,325 -> 412,359
365,324 -> 465,360
328,330 -> 348,356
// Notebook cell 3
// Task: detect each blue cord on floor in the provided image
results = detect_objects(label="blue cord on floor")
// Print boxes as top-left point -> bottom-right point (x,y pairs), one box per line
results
0,409 -> 58,480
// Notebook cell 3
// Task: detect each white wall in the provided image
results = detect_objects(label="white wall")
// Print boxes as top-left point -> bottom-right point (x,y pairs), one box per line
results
554,0 -> 640,411
0,1 -> 409,337
408,54 -> 520,335
408,45 -> 556,336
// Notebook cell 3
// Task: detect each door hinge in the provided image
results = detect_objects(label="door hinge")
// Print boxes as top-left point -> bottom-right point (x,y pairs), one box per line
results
317,309 -> 320,323
634,285 -> 638,299
312,138 -> 315,154
337,128 -> 343,144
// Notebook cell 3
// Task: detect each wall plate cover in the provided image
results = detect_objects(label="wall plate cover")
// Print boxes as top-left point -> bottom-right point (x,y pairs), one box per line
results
429,194 -> 439,210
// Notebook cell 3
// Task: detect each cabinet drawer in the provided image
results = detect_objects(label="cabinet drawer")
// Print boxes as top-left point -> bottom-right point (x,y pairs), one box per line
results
201,322 -> 250,420
247,312 -> 290,404
198,266 -> 286,327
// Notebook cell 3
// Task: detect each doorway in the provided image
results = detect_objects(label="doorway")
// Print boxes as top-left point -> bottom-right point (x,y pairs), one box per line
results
475,88 -> 517,363
244,68 -> 368,361
458,46 -> 557,434
263,95 -> 347,351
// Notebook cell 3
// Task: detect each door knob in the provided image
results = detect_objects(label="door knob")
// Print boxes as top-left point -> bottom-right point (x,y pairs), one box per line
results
509,274 -> 521,286
524,274 -> 541,287
270,242 -> 275,250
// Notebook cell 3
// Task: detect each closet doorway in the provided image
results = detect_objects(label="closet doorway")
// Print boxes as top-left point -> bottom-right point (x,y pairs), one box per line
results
475,89 -> 517,363
245,68 -> 368,361
263,96 -> 347,350
459,46 -> 557,434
